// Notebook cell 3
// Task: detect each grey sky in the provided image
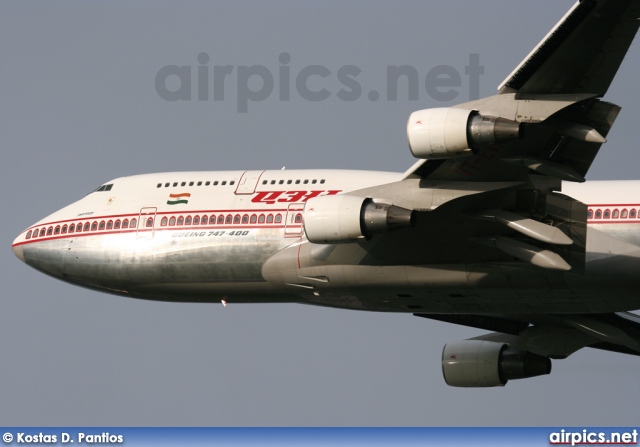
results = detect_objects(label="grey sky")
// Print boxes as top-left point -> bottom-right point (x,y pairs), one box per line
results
2,0 -> 640,426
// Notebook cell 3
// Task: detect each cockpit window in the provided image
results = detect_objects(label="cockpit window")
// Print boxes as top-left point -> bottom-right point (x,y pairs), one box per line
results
92,184 -> 113,193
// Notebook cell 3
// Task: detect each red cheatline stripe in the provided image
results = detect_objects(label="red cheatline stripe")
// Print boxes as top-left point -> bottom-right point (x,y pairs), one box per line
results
169,193 -> 191,198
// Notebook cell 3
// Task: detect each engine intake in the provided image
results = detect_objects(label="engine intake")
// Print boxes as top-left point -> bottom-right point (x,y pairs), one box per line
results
407,107 -> 522,159
442,340 -> 551,387
303,194 -> 415,244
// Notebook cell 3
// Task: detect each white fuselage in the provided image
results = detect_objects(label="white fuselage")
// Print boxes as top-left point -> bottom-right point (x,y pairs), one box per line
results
11,170 -> 640,314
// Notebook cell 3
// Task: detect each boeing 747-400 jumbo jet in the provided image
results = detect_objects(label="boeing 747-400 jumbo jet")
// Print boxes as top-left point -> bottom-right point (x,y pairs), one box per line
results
12,0 -> 640,387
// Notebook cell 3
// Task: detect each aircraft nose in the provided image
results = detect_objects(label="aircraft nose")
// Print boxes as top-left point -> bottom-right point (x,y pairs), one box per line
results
12,237 -> 25,263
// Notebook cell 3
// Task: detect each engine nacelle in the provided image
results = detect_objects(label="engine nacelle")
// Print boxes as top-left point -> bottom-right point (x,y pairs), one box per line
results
407,107 -> 522,159
441,340 -> 551,387
303,194 -> 415,244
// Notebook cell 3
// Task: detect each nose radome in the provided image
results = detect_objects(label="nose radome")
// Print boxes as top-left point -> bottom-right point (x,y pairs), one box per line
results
12,237 -> 25,263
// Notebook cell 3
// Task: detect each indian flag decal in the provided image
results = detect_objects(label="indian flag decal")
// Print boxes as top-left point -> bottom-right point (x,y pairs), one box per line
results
167,192 -> 191,205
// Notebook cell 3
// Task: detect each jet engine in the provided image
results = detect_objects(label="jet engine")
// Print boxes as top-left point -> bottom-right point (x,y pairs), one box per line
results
407,107 -> 522,159
441,340 -> 551,387
303,194 -> 415,244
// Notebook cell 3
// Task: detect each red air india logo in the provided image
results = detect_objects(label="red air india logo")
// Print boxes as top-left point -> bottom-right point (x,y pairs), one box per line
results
251,190 -> 341,205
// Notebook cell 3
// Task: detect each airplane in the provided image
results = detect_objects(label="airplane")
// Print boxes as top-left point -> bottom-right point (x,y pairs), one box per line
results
11,0 -> 640,387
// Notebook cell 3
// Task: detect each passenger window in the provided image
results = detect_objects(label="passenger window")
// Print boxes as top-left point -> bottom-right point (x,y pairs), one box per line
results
146,218 -> 153,227
69,224 -> 75,233
295,180 -> 300,184
165,183 -> 170,187
114,220 -> 121,229
222,181 -> 227,186
181,182 -> 186,186
587,210 -> 593,219
26,230 -> 32,239
250,214 -> 257,224
242,214 -> 249,224
613,209 -> 620,219
287,180 -> 292,184
189,182 -> 194,186
303,180 -> 309,184
279,180 -> 284,185
201,215 -> 208,225
62,225 -> 68,234
185,216 -> 192,225
122,219 -> 129,229
217,215 -> 224,224
205,181 -> 210,186
275,214 -> 282,223
159,217 -> 167,226
84,222 -> 91,231
226,215 -> 233,224
312,180 -> 317,184
47,227 -> 53,236
262,180 -> 268,185
177,216 -> 184,225
130,218 -> 137,227
197,181 -> 202,186
259,214 -> 265,224
55,226 -> 61,234
91,222 -> 98,231
295,213 -> 302,223
233,214 -> 241,224
173,182 -> 178,187
604,210 -> 610,219
271,180 -> 276,185
320,179 -> 325,184
169,217 -> 176,225
193,216 -> 200,225
157,183 -> 162,188
99,221 -> 106,230
76,224 -> 82,233
267,214 -> 273,224
622,209 -> 628,218
631,210 -> 637,219
595,210 -> 602,219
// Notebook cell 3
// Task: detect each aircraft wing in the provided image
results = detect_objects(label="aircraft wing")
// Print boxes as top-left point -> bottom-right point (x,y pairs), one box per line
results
358,0 -> 640,369
403,0 -> 639,183
498,0 -> 640,96
414,312 -> 640,357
